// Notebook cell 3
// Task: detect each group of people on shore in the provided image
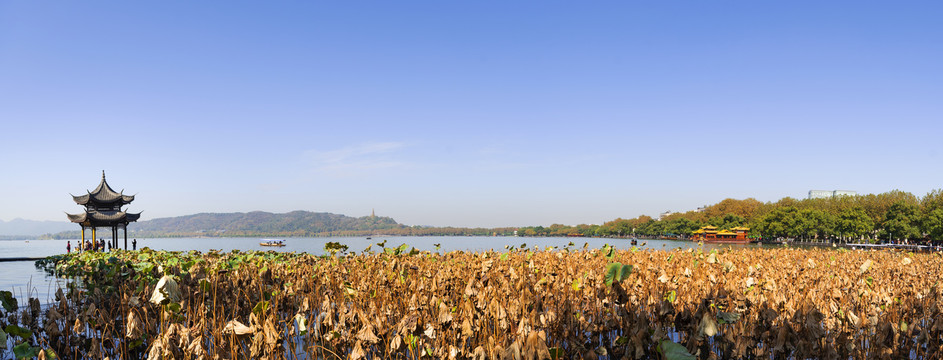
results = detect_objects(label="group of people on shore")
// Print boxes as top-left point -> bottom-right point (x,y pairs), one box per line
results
66,238 -> 137,253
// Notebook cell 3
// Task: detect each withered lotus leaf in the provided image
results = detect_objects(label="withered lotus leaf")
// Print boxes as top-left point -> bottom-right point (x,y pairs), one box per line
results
847,310 -> 861,328
147,338 -> 164,360
125,310 -> 142,339
262,319 -> 280,346
222,320 -> 254,336
390,334 -> 403,350
860,259 -> 873,274
149,275 -> 181,305
293,312 -> 307,336
461,318 -> 474,339
438,302 -> 453,325
355,324 -> 380,344
706,253 -> 718,264
657,272 -> 671,284
349,340 -> 366,360
29,246 -> 943,359
43,316 -> 60,338
186,335 -> 204,357
470,345 -> 486,360
698,312 -> 718,338
423,322 -> 436,339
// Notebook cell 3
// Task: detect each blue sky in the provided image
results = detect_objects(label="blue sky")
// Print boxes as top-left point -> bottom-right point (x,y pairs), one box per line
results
1,2 -> 941,227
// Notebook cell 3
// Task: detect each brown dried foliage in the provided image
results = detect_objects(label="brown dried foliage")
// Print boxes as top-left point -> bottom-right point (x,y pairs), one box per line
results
33,247 -> 943,359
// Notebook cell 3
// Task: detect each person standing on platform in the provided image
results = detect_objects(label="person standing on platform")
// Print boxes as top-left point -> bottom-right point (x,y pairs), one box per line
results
66,241 -> 71,253
133,238 -> 137,250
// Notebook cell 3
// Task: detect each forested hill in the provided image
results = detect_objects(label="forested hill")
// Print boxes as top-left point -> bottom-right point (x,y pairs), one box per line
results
131,211 -> 403,237
40,211 -> 407,238
40,210 -> 518,239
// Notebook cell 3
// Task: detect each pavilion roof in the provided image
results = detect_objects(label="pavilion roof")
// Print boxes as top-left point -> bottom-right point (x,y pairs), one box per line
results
66,210 -> 141,225
72,171 -> 135,205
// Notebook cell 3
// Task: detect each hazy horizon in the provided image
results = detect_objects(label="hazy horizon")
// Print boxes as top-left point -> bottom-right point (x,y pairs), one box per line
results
3,2 -> 941,228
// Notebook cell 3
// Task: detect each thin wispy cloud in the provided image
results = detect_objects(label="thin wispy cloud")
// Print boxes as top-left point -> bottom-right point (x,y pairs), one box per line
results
305,142 -> 408,176
478,144 -> 507,156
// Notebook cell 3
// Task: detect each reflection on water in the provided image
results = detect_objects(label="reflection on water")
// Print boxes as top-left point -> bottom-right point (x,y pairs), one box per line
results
0,261 -> 68,301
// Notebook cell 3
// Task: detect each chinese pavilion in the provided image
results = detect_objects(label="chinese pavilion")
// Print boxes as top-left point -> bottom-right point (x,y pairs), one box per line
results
66,171 -> 141,250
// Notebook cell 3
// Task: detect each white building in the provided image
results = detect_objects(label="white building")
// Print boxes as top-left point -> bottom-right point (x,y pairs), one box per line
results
808,190 -> 857,199
833,190 -> 857,197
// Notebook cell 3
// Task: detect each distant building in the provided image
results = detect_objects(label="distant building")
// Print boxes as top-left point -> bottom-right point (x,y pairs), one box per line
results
658,211 -> 674,220
833,190 -> 857,197
695,205 -> 708,213
808,190 -> 857,199
808,190 -> 833,199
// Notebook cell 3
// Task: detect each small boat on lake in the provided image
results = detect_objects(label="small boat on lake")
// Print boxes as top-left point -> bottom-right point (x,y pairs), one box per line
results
260,239 -> 286,247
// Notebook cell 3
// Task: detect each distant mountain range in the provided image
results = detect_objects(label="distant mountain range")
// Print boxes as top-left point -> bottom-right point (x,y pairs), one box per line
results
38,211 -> 412,239
11,210 -> 515,239
132,211 -> 403,236
0,218 -> 75,237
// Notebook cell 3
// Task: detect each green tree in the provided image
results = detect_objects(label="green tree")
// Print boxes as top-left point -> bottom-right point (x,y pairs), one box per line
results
924,208 -> 943,242
880,201 -> 921,242
752,207 -> 797,240
794,209 -> 829,241
636,219 -> 665,237
922,189 -> 943,212
835,207 -> 874,242
665,218 -> 702,239
601,218 -> 633,237
718,214 -> 746,230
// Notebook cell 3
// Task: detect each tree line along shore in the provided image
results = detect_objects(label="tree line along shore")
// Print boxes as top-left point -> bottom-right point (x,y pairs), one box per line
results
28,189 -> 943,244
521,189 -> 943,244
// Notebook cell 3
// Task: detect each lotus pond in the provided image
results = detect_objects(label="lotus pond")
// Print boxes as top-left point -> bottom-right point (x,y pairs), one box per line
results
3,243 -> 943,359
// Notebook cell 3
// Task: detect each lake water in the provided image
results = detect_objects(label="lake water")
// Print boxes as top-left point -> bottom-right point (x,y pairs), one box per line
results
0,236 -> 759,303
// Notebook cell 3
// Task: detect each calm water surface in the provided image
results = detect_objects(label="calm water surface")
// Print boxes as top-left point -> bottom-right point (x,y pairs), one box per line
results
0,236 -> 761,302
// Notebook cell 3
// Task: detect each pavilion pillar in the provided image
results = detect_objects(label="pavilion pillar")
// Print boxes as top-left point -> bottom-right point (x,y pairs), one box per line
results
124,224 -> 128,250
80,226 -> 85,252
113,226 -> 117,249
92,227 -> 97,251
